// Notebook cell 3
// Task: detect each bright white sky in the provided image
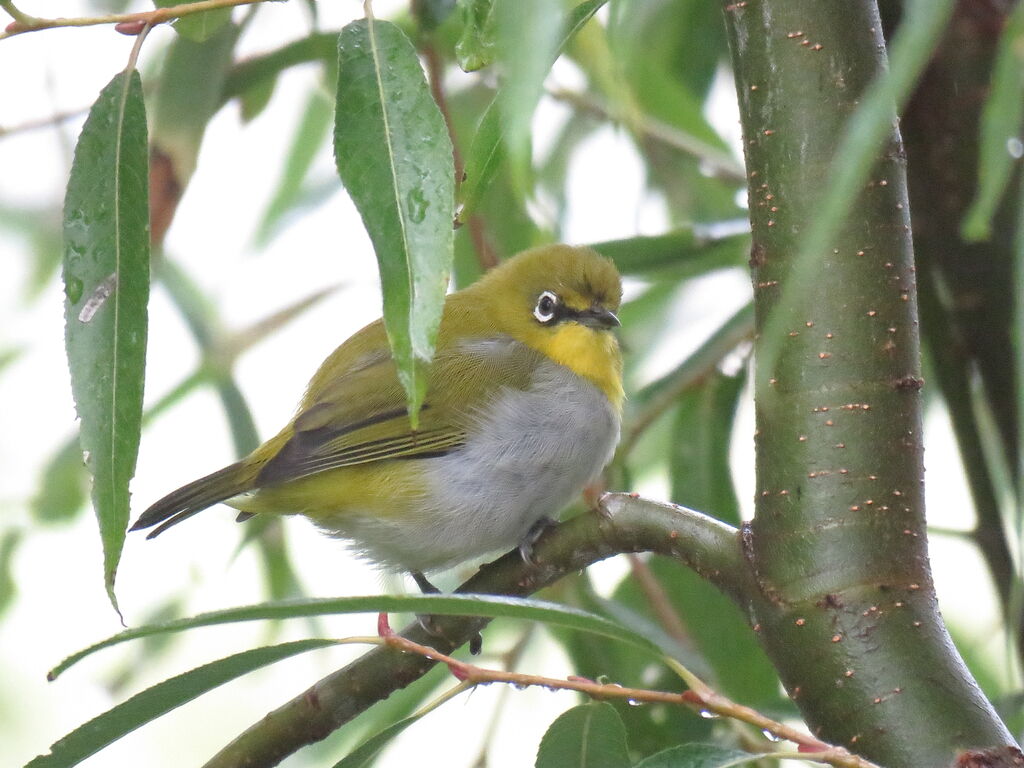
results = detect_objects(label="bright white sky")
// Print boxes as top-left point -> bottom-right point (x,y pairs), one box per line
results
0,2 -> 1006,767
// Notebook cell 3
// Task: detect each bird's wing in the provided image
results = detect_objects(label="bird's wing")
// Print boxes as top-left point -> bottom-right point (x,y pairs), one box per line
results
255,335 -> 541,486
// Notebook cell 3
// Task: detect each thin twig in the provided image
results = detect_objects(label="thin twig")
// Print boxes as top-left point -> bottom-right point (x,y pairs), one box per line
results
0,105 -> 88,138
547,86 -> 747,184
626,553 -> 692,647
0,0 -> 266,39
420,36 -> 498,270
379,628 -> 882,768
0,0 -> 33,25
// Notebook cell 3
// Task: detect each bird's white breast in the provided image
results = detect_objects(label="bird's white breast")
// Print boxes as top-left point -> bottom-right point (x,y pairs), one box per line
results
341,338 -> 620,573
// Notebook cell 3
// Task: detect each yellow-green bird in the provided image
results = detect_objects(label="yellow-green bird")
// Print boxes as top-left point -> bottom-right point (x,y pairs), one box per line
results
131,244 -> 623,581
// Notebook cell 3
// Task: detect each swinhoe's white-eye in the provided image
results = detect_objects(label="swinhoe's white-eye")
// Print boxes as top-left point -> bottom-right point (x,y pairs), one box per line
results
131,245 -> 624,584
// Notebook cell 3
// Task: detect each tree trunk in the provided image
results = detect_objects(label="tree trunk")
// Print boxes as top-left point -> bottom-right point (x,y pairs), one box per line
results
721,0 -> 1017,764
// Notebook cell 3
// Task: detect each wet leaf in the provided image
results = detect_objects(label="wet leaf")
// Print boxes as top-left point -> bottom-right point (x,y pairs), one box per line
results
28,640 -> 338,768
535,702 -> 631,768
455,0 -> 496,71
63,70 -> 150,613
334,18 -> 455,426
634,743 -> 759,768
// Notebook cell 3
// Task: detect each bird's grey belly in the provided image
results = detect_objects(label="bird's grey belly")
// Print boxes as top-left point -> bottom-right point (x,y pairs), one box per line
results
413,358 -> 619,570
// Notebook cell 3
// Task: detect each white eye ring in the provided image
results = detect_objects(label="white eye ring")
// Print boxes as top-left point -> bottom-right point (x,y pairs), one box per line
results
533,291 -> 559,323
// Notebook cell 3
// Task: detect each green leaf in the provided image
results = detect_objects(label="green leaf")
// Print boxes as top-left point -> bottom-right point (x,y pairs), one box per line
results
962,3 -> 1024,241
332,716 -> 421,768
50,594 -> 663,680
590,230 -> 749,276
494,0 -> 564,190
334,18 -> 456,427
155,0 -> 232,43
414,0 -> 458,34
459,0 -> 608,218
535,702 -> 631,768
455,0 -> 496,71
151,22 -> 239,186
0,346 -> 21,374
669,370 -> 746,526
634,743 -> 759,768
255,84 -> 334,246
458,100 -> 504,220
0,203 -> 62,300
323,665 -> 447,763
63,70 -> 150,613
32,438 -> 89,523
238,74 -> 277,123
27,639 -> 338,768
0,528 -> 22,617
615,558 -> 784,712
552,575 -> 714,754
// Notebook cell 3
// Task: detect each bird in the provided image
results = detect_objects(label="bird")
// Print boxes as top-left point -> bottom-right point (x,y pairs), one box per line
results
130,244 -> 623,586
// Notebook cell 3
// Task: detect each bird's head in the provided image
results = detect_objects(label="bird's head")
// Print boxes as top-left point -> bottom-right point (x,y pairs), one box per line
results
480,244 -> 624,406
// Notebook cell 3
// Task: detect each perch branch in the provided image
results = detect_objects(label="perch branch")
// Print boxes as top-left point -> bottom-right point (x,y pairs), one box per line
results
202,493 -> 749,767
1,0 -> 267,39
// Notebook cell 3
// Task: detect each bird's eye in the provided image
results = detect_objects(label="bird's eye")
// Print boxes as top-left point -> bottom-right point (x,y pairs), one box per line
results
533,291 -> 559,324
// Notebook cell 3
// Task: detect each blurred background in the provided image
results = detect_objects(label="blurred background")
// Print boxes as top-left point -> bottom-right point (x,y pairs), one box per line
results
0,1 -> 1012,766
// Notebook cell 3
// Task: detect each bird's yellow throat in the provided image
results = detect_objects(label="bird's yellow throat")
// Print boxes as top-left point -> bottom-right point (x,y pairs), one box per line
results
530,323 -> 624,410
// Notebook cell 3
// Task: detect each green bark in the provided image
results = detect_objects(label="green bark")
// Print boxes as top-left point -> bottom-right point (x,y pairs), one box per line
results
722,1 -> 1015,764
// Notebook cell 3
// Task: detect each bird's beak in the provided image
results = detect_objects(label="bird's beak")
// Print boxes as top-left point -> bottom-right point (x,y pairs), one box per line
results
577,306 -> 621,330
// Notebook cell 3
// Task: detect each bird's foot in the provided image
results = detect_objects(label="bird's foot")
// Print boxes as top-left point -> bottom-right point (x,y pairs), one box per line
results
518,516 -> 558,566
411,571 -> 483,655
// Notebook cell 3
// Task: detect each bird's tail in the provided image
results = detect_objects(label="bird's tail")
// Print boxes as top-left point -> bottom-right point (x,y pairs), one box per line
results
130,462 -> 252,539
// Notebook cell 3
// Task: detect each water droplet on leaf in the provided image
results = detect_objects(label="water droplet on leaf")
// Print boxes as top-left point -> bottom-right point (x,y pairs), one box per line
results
65,276 -> 84,304
406,187 -> 428,223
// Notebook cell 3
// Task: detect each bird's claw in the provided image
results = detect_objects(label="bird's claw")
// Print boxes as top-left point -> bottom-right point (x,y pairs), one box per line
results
518,516 -> 558,566
411,571 -> 483,655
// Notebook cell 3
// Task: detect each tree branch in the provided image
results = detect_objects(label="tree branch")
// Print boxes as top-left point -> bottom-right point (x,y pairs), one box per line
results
0,0 -> 265,39
201,494 -> 747,768
373,626 -> 881,768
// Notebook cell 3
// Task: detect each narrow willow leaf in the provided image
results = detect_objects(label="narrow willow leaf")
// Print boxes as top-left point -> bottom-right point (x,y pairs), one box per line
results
669,370 -> 745,526
456,0 -> 496,71
63,70 -> 150,613
332,678 -> 468,767
255,85 -> 334,246
962,3 -> 1024,241
494,0 -> 563,191
327,667 -> 447,761
50,593 -> 662,679
0,528 -> 22,616
32,438 -> 89,523
634,743 -> 759,768
535,702 -> 631,768
332,714 -> 424,768
28,640 -> 337,768
414,0 -> 457,34
590,229 -> 749,275
155,0 -> 231,43
459,0 -> 608,218
334,18 -> 455,426
151,22 -> 239,187
239,74 -> 277,123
